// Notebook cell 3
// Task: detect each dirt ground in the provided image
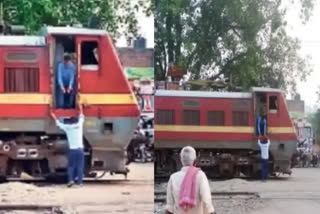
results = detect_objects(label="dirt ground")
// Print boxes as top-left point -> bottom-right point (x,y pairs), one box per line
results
155,168 -> 320,214
0,163 -> 154,214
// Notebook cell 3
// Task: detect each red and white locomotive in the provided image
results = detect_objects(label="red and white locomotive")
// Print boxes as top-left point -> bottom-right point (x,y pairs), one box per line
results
0,26 -> 140,180
155,88 -> 297,177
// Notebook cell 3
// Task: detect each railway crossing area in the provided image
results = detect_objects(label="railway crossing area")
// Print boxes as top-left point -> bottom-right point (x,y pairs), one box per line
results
155,168 -> 320,214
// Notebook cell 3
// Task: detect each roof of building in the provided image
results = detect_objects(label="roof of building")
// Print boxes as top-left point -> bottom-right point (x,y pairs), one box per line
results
0,36 -> 46,46
40,26 -> 108,36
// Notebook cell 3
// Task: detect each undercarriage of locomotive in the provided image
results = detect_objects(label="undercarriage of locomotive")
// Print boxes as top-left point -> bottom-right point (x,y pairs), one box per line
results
155,148 -> 292,179
0,132 -> 93,181
0,131 -> 132,181
0,132 -> 69,180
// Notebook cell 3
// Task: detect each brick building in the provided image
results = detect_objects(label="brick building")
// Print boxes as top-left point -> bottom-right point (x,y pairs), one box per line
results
117,47 -> 154,68
117,37 -> 154,73
116,39 -> 154,114
286,94 -> 305,114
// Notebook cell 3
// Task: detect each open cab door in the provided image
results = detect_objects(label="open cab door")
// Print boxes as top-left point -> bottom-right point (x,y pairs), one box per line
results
49,34 -> 80,117
254,91 -> 267,136
266,92 -> 280,137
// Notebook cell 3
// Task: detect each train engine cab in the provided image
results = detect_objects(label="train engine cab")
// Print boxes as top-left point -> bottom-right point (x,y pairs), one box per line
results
155,87 -> 296,178
0,26 -> 140,180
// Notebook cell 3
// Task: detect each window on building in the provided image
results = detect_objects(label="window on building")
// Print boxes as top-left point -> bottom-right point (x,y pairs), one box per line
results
208,111 -> 225,126
269,96 -> 278,113
232,111 -> 249,126
81,41 -> 99,71
183,110 -> 200,125
4,68 -> 39,92
157,110 -> 175,125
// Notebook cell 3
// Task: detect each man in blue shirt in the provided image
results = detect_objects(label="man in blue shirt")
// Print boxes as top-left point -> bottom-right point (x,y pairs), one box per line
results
57,54 -> 76,109
51,104 -> 85,187
257,115 -> 267,136
256,108 -> 267,136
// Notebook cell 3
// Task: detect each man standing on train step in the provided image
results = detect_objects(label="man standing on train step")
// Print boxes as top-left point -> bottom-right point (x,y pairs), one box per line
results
51,104 -> 85,187
256,108 -> 267,136
57,53 -> 76,109
258,136 -> 270,182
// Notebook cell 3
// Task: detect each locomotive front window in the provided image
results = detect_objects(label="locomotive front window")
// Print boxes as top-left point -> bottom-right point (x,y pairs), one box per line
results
269,96 -> 278,113
81,41 -> 99,71
183,110 -> 200,125
157,110 -> 175,124
208,111 -> 225,126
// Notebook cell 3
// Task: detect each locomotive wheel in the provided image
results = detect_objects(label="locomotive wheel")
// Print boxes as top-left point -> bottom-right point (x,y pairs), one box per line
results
251,170 -> 261,179
168,160 -> 178,174
273,172 -> 281,177
0,176 -> 6,183
240,166 -> 253,178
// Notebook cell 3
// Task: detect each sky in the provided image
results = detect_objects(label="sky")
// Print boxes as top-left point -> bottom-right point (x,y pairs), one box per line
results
284,1 -> 320,111
116,8 -> 154,48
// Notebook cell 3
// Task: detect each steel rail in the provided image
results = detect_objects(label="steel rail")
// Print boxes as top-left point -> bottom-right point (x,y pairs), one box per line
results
154,191 -> 260,202
0,205 -> 63,214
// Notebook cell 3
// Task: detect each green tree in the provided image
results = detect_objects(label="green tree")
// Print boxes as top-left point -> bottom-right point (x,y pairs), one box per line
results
2,0 -> 153,41
155,0 -> 314,94
308,110 -> 320,144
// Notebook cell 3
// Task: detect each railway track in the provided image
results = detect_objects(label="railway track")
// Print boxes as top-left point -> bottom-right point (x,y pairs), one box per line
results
0,204 -> 63,214
155,174 -> 291,183
154,191 -> 260,203
4,177 -> 152,184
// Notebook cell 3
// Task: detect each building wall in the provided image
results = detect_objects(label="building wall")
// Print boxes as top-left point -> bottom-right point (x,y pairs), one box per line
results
287,99 -> 305,113
117,47 -> 154,67
116,47 -> 154,114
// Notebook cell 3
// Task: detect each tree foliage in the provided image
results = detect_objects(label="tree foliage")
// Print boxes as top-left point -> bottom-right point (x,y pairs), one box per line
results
155,0 -> 314,93
308,110 -> 320,143
2,0 -> 153,41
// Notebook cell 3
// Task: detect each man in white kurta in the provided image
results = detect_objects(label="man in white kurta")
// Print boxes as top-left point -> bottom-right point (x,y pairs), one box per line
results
166,146 -> 215,214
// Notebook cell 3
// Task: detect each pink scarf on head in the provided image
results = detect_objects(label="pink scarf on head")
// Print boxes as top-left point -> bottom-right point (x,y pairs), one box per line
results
179,166 -> 200,211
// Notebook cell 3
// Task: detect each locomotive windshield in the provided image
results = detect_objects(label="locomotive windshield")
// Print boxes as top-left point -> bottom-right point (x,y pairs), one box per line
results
269,96 -> 278,112
81,41 -> 99,71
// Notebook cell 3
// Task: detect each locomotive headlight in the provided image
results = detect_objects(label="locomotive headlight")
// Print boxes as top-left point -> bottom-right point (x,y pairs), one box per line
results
3,144 -> 11,152
85,120 -> 93,127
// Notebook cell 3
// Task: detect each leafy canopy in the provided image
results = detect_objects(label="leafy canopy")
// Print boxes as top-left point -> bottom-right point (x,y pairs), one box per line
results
2,0 -> 153,41
308,110 -> 320,143
155,0 -> 314,94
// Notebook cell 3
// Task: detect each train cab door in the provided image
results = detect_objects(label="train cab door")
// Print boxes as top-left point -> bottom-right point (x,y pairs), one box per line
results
75,36 -> 100,102
266,92 -> 280,135
254,92 -> 267,136
51,35 -> 77,111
